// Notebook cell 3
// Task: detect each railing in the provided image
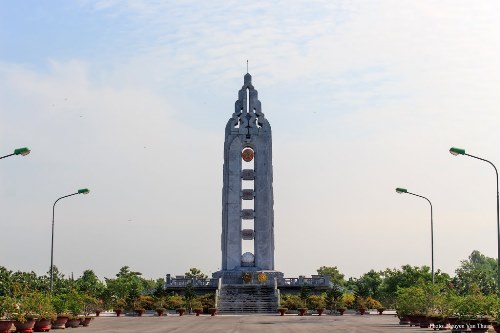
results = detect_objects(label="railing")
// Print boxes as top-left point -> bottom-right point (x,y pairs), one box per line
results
279,277 -> 330,287
165,276 -> 331,288
165,278 -> 219,288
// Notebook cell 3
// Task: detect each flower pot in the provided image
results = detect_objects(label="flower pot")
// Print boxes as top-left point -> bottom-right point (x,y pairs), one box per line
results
65,319 -> 80,328
0,320 -> 14,333
337,308 -> 345,316
193,309 -> 202,316
209,308 -> 217,316
408,315 -> 420,327
14,319 -> 36,333
316,308 -> 324,316
34,319 -> 51,332
358,308 -> 366,315
80,318 -> 91,327
51,316 -> 68,329
114,309 -> 122,317
95,311 -> 101,317
134,309 -> 144,317
377,309 -> 384,315
278,308 -> 287,316
398,316 -> 410,325
298,308 -> 307,316
156,309 -> 164,317
177,308 -> 185,316
417,315 -> 430,328
492,324 -> 500,333
436,317 -> 451,330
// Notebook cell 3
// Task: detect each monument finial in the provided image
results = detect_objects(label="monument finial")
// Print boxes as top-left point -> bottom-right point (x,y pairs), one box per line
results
246,60 -> 248,73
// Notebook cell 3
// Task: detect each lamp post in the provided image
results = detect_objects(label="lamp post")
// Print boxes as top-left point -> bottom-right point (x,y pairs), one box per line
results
0,147 -> 30,160
50,188 -> 90,292
396,187 -> 434,285
449,147 -> 500,293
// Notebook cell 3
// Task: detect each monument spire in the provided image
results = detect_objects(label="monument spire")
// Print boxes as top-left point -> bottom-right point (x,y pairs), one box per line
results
216,72 -> 279,275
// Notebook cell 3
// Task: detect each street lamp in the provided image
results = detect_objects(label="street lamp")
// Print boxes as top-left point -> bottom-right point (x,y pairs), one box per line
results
449,146 -> 500,292
0,147 -> 31,160
50,188 -> 90,292
395,187 -> 434,284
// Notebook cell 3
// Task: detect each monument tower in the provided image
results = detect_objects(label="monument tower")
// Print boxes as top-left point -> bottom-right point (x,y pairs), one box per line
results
214,72 -> 282,283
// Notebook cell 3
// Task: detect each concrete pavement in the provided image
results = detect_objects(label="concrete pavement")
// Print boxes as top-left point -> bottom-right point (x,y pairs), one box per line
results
79,313 -> 424,333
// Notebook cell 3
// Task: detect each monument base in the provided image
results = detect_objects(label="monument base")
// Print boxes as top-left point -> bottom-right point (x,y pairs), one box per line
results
212,269 -> 284,285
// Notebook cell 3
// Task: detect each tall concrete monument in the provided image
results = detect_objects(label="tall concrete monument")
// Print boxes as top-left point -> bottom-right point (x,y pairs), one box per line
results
213,72 -> 282,284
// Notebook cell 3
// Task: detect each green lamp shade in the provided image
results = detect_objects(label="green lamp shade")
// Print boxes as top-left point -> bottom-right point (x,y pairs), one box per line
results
78,188 -> 90,195
14,147 -> 30,156
396,187 -> 408,194
449,147 -> 465,156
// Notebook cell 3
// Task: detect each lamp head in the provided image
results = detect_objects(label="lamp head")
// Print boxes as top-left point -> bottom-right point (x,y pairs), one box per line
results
14,147 -> 30,156
396,187 -> 408,194
449,147 -> 465,156
78,188 -> 90,195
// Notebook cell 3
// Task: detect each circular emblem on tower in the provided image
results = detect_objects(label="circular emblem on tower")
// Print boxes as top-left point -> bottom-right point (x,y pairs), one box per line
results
242,148 -> 254,162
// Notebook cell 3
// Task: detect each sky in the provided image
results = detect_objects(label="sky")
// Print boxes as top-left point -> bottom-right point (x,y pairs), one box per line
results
1,1 -> 500,282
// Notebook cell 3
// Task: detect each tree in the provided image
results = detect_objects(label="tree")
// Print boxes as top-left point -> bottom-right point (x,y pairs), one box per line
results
184,268 -> 208,280
316,266 -> 345,286
325,285 -> 344,312
453,250 -> 498,296
299,284 -> 311,308
76,270 -> 105,297
0,267 -> 12,296
355,270 -> 382,299
379,265 -> 450,307
105,266 -> 146,309
46,266 -> 75,295
183,283 -> 196,313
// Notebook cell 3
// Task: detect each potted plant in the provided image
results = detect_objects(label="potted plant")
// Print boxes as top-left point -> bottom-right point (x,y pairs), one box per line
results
452,290 -> 493,333
193,308 -> 203,316
209,308 -> 217,316
113,299 -> 127,317
65,292 -> 84,328
133,295 -> 153,317
0,296 -> 16,333
80,317 -> 92,327
490,295 -> 500,333
176,308 -> 185,316
307,295 -> 325,316
12,314 -> 37,333
33,293 -> 55,332
11,292 -> 45,333
337,307 -> 346,316
377,307 -> 385,315
277,308 -> 287,316
154,297 -> 166,316
65,316 -> 80,328
298,307 -> 308,316
397,313 -> 411,325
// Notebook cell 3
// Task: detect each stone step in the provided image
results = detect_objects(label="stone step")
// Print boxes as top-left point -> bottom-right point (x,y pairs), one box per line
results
217,285 -> 279,313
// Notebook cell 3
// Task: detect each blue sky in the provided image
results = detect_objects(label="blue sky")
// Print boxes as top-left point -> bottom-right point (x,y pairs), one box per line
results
1,1 -> 500,281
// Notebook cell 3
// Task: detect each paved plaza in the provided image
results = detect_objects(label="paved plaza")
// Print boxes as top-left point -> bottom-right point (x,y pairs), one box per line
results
80,314 -> 424,333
